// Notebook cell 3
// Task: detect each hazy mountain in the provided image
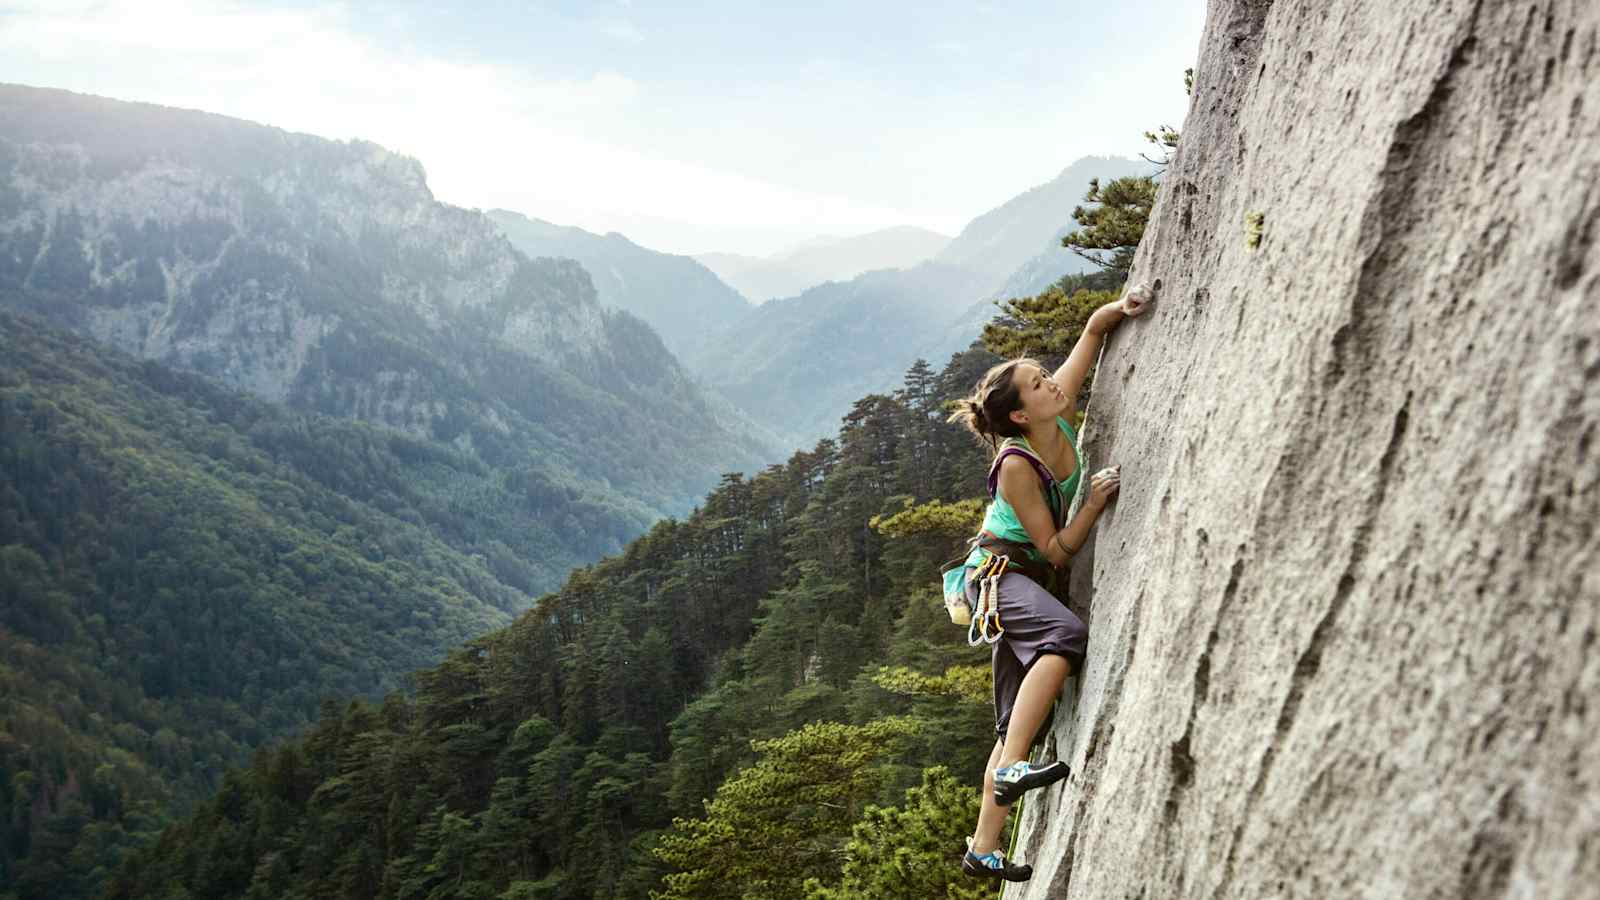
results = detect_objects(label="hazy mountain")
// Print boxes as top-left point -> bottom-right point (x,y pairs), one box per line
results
935,155 -> 1152,286
0,84 -> 779,551
686,261 -> 992,445
486,209 -> 752,358
690,157 -> 1148,446
696,225 -> 950,303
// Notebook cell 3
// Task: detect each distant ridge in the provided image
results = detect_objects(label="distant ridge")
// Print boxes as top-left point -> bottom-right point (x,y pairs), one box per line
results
0,83 -> 781,558
935,155 -> 1155,287
688,156 -> 1148,447
487,209 -> 752,358
696,225 -> 950,303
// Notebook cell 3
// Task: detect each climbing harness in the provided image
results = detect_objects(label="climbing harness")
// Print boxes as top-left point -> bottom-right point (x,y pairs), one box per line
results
941,436 -> 1066,629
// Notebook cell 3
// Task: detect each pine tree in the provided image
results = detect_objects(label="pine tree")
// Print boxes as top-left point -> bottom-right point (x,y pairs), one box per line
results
803,767 -> 993,900
653,718 -> 917,900
1061,175 -> 1157,275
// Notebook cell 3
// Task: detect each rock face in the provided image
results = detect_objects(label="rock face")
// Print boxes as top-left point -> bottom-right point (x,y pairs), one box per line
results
1010,2 -> 1600,897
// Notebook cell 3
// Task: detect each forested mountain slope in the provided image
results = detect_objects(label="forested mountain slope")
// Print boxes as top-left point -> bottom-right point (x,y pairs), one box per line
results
100,348 -> 1010,900
0,312 -> 567,896
0,84 -> 775,555
685,156 -> 1145,448
486,210 -> 752,359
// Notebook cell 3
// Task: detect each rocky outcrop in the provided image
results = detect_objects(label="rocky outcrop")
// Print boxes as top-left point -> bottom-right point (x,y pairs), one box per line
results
1011,1 -> 1600,897
487,208 -> 753,360
0,85 -> 608,408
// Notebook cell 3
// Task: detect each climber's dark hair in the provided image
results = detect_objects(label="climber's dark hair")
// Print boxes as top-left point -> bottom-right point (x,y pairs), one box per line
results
947,357 -> 1040,452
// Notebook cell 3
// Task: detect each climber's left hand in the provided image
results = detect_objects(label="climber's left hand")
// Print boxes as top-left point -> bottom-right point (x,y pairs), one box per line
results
1120,280 -> 1158,318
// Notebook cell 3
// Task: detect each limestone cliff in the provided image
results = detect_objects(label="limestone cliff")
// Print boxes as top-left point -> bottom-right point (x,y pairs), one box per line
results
0,84 -> 778,533
1009,1 -> 1599,897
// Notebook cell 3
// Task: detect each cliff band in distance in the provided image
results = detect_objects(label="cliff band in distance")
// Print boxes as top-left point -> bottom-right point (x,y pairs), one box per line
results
1011,0 -> 1599,897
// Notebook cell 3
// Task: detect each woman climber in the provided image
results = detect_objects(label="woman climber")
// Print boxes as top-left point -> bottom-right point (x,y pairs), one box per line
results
949,280 -> 1153,882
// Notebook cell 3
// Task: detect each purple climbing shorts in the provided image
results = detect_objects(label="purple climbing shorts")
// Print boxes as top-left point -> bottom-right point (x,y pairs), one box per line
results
966,570 -> 1087,741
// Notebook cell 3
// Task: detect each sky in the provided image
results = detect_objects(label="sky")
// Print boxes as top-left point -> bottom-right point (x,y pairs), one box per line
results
0,1 -> 1207,256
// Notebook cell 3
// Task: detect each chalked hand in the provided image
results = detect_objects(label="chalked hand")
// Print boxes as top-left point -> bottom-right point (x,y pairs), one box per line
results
1120,279 -> 1159,317
1087,466 -> 1121,509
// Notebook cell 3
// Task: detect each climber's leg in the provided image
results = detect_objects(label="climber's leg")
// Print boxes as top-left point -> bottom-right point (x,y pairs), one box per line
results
989,571 -> 1084,767
963,737 -> 1033,881
970,738 -> 1007,855
984,572 -> 1084,805
999,653 -> 1070,767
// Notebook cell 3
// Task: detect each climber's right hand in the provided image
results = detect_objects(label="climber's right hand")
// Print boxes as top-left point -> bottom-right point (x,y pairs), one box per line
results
1086,466 -> 1121,510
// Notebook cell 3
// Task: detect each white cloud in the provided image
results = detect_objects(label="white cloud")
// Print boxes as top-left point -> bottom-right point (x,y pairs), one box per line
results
1,0 -> 336,55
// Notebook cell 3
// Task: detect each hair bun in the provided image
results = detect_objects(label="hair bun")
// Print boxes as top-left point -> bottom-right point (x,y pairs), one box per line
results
966,399 -> 990,435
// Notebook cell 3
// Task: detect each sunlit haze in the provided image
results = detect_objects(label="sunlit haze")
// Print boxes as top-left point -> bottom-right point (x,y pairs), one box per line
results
0,0 -> 1205,255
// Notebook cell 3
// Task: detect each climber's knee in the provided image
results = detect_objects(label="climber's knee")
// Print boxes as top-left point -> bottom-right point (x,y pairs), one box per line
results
1024,650 -> 1071,683
1029,647 -> 1080,681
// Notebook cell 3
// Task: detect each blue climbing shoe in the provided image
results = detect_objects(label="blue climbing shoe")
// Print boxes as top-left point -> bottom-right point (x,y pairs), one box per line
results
993,759 -> 1070,806
961,839 -> 1032,882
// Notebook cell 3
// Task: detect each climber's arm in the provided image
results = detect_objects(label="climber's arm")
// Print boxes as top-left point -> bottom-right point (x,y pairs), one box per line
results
998,459 -> 1062,564
1002,458 -> 1122,569
999,459 -> 1112,569
1051,281 -> 1156,401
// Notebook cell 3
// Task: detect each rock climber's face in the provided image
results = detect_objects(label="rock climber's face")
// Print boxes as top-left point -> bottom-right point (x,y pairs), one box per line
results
1008,363 -> 1069,429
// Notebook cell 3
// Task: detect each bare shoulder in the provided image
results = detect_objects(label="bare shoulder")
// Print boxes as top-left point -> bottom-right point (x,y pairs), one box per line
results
997,454 -> 1036,478
996,454 -> 1040,495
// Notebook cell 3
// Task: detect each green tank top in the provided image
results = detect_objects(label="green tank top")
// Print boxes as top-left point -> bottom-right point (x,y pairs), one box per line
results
964,415 -> 1083,568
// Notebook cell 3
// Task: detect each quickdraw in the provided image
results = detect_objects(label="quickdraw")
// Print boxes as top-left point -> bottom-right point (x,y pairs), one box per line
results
967,553 -> 1010,646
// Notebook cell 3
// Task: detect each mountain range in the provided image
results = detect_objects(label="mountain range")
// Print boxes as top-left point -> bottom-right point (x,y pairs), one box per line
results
686,156 -> 1153,446
933,155 -> 1153,291
695,225 -> 952,303
488,157 -> 1149,450
0,84 -> 779,569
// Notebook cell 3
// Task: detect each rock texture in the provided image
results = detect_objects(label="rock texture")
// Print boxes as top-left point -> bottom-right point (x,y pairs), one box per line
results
1010,1 -> 1600,897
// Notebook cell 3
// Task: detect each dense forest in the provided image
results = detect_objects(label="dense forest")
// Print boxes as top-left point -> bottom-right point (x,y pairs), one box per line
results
0,311 -> 615,895
0,268 -> 1138,898
87,340 -> 1012,899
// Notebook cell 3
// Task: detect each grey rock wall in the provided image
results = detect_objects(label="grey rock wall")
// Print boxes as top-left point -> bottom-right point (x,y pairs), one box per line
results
1009,1 -> 1600,897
